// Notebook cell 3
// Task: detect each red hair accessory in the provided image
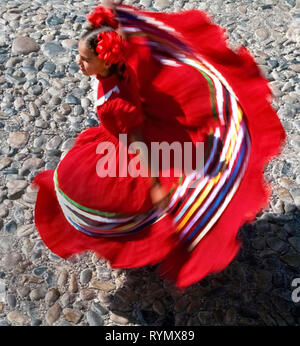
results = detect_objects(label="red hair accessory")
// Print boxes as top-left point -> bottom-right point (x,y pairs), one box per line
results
95,31 -> 124,65
86,6 -> 118,29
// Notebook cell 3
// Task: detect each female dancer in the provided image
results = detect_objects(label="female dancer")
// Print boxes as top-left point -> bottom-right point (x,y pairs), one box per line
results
33,4 -> 285,288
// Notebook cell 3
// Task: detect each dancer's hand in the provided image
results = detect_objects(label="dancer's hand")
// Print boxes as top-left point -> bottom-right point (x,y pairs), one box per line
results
150,181 -> 172,210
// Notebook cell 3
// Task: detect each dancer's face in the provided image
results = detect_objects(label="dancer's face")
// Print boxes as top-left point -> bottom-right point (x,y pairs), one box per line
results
77,40 -> 111,77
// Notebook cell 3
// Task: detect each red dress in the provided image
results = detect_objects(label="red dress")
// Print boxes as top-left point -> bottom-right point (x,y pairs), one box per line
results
33,5 -> 285,288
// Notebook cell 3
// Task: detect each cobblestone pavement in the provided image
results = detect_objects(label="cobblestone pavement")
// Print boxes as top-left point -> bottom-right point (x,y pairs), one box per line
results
0,0 -> 299,326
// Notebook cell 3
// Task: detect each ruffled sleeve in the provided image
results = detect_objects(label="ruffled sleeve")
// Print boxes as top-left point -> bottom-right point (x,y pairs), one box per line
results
98,93 -> 144,134
96,65 -> 145,135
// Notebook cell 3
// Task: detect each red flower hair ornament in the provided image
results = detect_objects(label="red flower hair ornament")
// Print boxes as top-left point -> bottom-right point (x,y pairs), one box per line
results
95,31 -> 124,65
86,6 -> 118,29
86,5 -> 124,65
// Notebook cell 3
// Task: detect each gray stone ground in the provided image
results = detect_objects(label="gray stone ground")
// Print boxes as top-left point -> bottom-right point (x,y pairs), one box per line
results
0,0 -> 299,326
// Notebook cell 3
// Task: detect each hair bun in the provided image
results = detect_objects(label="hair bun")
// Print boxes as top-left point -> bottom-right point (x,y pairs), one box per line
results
86,5 -> 118,29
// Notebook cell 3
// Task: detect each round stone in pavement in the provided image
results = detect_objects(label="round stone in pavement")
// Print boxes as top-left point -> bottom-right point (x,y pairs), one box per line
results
12,37 -> 39,55
0,253 -> 23,270
7,311 -> 29,326
42,42 -> 66,58
86,311 -> 104,326
7,132 -> 29,149
80,269 -> 93,285
45,303 -> 61,325
4,220 -> 17,234
154,0 -> 171,10
110,312 -> 129,325
46,15 -> 64,27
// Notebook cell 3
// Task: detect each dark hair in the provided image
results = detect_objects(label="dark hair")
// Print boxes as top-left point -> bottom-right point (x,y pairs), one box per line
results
80,26 -> 126,81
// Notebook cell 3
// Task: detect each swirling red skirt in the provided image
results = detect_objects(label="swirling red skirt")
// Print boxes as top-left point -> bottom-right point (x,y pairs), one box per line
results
33,7 -> 285,288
